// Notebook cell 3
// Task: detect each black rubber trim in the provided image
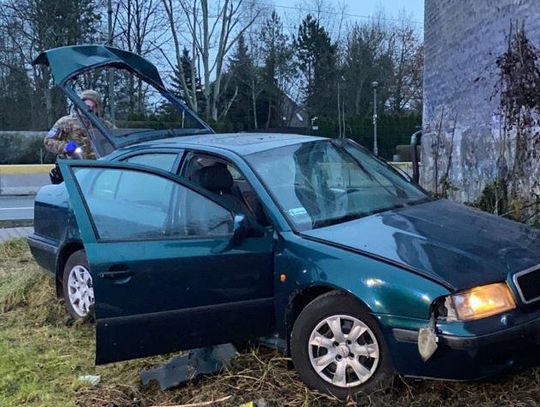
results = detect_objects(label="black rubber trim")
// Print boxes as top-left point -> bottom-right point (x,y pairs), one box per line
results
439,316 -> 540,350
442,314 -> 540,350
393,328 -> 419,343
395,314 -> 540,350
26,234 -> 58,254
98,297 -> 275,325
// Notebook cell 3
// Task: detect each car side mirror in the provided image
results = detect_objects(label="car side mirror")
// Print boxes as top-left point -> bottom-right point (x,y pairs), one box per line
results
232,214 -> 264,242
232,214 -> 248,241
212,214 -> 262,254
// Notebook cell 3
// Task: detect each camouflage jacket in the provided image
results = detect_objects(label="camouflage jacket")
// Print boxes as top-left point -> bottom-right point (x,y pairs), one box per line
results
44,113 -> 108,159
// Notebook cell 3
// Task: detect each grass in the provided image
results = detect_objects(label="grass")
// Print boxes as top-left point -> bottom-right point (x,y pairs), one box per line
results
1,239 -> 540,406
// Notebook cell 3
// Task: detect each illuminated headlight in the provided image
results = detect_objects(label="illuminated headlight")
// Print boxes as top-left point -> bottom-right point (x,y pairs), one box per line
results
443,282 -> 516,321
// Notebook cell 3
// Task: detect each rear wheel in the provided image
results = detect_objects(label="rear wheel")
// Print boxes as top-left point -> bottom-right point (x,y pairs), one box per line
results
62,250 -> 95,319
290,291 -> 393,398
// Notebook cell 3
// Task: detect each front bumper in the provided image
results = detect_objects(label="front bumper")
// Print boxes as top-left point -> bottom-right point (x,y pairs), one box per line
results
386,312 -> 540,380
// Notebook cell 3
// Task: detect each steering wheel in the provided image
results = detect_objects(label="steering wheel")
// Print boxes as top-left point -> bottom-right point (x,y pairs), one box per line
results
207,218 -> 233,233
334,188 -> 362,212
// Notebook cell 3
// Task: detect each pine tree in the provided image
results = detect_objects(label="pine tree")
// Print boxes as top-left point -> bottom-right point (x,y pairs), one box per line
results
223,34 -> 257,131
342,23 -> 393,116
259,11 -> 293,128
294,15 -> 338,118
171,48 -> 206,114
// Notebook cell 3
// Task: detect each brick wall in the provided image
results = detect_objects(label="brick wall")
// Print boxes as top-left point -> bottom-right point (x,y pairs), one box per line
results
422,0 -> 540,202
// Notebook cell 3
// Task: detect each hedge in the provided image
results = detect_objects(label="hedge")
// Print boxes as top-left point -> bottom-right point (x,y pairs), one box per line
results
0,113 -> 420,164
314,113 -> 421,160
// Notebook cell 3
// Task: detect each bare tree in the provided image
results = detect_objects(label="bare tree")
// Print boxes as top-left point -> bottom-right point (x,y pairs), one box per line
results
115,0 -> 169,114
343,18 -> 391,116
387,16 -> 423,112
0,0 -> 102,127
161,0 -> 263,121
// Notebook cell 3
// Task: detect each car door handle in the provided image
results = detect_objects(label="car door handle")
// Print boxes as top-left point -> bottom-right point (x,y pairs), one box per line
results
98,269 -> 135,280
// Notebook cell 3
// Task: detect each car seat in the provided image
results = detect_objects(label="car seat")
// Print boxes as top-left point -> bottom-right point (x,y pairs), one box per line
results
186,164 -> 251,235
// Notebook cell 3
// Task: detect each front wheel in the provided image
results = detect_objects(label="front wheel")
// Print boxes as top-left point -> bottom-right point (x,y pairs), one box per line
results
62,250 -> 95,319
290,291 -> 393,398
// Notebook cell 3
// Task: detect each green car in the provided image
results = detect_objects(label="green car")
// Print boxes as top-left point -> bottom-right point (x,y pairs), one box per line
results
28,45 -> 540,398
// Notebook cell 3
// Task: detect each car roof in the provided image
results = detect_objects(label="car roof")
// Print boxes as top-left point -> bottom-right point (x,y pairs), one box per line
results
113,132 -> 328,156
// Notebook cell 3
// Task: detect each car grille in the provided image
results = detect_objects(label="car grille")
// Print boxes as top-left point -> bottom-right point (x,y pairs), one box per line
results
513,265 -> 540,304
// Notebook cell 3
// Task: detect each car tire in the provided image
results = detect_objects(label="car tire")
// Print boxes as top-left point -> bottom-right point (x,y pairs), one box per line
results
290,291 -> 393,398
62,250 -> 95,320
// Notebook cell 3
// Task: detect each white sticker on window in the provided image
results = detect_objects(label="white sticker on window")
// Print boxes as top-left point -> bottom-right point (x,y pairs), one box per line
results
288,207 -> 308,217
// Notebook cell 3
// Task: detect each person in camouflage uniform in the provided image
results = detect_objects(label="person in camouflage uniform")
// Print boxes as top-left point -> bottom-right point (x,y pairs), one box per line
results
44,89 -> 105,160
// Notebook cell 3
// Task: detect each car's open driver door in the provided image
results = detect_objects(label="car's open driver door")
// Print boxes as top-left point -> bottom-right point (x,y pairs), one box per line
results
58,160 -> 275,364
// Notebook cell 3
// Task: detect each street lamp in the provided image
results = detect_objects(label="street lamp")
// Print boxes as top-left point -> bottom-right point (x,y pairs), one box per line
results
311,116 -> 319,131
107,0 -> 115,123
372,81 -> 379,156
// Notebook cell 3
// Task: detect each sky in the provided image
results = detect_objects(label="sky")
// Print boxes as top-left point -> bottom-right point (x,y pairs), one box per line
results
338,0 -> 424,23
271,0 -> 424,36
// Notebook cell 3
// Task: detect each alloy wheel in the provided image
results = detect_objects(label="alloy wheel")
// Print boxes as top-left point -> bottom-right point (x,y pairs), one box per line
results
308,314 -> 380,388
67,265 -> 95,317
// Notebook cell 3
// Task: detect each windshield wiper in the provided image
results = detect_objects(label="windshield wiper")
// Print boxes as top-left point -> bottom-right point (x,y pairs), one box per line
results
404,196 -> 433,206
313,202 -> 411,229
313,211 -> 368,228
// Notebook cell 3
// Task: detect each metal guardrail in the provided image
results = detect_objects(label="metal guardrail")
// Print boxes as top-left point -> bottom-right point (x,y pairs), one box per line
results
0,164 -> 54,174
0,165 -> 53,195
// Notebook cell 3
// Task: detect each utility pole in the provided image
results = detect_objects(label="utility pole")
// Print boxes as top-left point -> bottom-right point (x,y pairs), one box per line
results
372,81 -> 379,156
337,75 -> 346,138
107,0 -> 115,123
337,81 -> 342,138
340,75 -> 346,138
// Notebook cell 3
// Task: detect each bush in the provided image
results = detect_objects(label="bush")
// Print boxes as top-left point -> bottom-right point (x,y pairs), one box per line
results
313,113 -> 421,160
0,132 -> 55,164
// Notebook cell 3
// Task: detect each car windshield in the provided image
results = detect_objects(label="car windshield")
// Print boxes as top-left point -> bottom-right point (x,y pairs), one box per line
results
246,139 -> 429,231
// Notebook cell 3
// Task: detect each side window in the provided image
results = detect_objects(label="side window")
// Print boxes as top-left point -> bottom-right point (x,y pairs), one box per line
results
227,165 -> 243,181
106,154 -> 180,208
115,171 -> 173,209
176,189 -> 235,237
184,154 -> 242,183
87,169 -> 121,200
184,153 -> 270,226
74,167 -> 233,241
124,153 -> 178,172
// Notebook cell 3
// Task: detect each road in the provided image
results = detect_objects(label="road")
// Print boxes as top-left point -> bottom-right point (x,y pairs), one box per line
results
0,195 -> 35,221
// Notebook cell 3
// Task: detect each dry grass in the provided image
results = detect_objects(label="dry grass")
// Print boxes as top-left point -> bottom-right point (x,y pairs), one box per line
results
1,239 -> 540,406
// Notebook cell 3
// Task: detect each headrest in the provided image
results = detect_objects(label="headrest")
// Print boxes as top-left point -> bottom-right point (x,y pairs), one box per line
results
193,164 -> 233,192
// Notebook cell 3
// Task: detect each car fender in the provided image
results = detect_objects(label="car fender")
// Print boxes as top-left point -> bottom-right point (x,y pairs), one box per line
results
275,232 -> 450,340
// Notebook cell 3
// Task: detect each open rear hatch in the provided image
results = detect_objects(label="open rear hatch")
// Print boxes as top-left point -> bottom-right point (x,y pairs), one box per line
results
34,45 -> 213,157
